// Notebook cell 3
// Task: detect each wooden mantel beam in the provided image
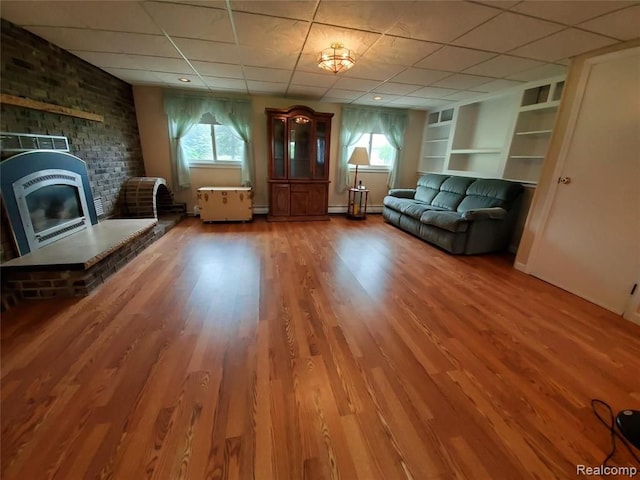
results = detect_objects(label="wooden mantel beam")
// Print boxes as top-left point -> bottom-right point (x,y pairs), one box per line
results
0,93 -> 104,123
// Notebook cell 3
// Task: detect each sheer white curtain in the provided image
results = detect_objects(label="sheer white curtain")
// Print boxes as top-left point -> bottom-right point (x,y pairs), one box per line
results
163,94 -> 207,190
337,106 -> 408,193
378,110 -> 407,189
206,98 -> 255,187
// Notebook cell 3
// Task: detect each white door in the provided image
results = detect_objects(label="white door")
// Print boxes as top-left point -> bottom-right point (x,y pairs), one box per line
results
530,48 -> 640,315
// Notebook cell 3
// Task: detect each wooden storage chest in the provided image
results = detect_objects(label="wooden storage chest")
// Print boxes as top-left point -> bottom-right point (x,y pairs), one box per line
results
197,187 -> 252,222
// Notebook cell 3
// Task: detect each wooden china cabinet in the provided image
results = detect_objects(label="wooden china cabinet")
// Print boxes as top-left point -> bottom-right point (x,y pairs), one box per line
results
266,105 -> 333,221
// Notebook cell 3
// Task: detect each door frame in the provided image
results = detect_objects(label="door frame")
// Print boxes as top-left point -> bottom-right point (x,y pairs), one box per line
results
527,47 -> 639,284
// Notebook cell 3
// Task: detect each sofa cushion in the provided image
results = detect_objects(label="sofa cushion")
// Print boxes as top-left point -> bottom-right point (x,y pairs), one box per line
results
457,178 -> 523,212
383,196 -> 416,212
431,176 -> 476,211
387,188 -> 416,199
415,174 -> 449,204
461,207 -> 507,220
420,210 -> 469,233
402,202 -> 444,220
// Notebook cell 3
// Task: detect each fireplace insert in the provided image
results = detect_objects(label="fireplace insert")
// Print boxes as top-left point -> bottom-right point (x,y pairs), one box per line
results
1,150 -> 98,256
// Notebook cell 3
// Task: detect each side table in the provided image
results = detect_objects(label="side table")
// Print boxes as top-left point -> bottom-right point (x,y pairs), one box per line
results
347,188 -> 369,220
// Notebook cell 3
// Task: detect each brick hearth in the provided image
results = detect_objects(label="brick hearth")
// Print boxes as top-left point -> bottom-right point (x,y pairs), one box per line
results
2,219 -> 158,305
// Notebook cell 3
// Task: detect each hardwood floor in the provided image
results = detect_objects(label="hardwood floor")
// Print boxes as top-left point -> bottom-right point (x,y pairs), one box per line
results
2,215 -> 639,480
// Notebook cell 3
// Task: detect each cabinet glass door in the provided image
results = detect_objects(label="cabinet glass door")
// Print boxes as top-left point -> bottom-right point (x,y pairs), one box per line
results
272,118 -> 286,178
288,116 -> 311,178
315,120 -> 327,178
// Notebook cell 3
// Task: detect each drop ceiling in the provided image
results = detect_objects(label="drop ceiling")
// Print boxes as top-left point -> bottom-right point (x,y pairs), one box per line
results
1,0 -> 638,109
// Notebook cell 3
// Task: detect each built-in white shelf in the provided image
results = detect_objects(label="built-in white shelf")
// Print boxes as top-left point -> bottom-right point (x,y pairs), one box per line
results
418,75 -> 564,186
451,148 -> 502,154
519,101 -> 560,112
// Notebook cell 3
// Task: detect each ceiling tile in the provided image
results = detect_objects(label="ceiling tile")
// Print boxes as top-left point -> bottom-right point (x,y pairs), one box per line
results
243,66 -> 292,83
287,86 -> 328,99
453,12 -> 565,52
172,38 -> 239,64
101,69 -> 210,89
387,97 -> 427,108
396,97 -> 454,109
246,81 -> 288,94
233,11 -> 309,48
301,23 -> 381,61
69,51 -> 194,73
511,1 -> 635,25
388,2 -> 500,43
101,68 -> 166,85
290,71 -> 338,88
202,76 -> 248,91
390,68 -> 451,86
237,45 -> 298,69
231,1 -> 318,21
332,77 -> 382,92
432,73 -> 495,90
144,2 -> 234,42
156,72 -> 209,88
25,27 -> 179,58
315,1 -> 403,33
506,63 -> 568,82
415,46 -> 496,72
408,86 -> 460,99
362,36 -> 441,67
372,82 -> 423,95
321,97 -> 353,104
321,89 -> 363,100
463,55 -> 545,78
357,93 -> 402,106
579,5 -> 640,41
443,91 -> 485,102
341,61 -> 406,82
190,61 -> 244,79
476,78 -> 524,93
509,28 -> 617,62
0,1 -> 161,33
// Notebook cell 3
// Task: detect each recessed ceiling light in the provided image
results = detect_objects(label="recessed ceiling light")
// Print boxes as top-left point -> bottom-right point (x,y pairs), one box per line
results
373,96 -> 383,100
178,77 -> 191,83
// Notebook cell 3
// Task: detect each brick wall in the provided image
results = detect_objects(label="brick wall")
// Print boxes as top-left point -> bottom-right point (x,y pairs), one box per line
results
0,19 -> 145,261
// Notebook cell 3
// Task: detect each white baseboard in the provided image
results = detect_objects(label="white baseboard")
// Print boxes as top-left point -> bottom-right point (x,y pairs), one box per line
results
328,205 -> 383,214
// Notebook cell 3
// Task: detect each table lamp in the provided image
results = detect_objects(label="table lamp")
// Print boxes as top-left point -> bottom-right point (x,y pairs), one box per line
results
348,147 -> 369,189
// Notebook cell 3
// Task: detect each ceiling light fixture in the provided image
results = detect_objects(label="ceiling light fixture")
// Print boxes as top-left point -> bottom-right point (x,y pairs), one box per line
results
373,96 -> 383,100
178,77 -> 191,83
318,42 -> 355,74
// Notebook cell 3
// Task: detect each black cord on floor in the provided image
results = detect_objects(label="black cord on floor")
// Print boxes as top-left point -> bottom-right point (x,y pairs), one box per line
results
591,399 -> 640,466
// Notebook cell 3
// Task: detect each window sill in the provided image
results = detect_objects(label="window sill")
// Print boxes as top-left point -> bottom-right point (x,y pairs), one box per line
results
349,166 -> 390,173
189,162 -> 242,169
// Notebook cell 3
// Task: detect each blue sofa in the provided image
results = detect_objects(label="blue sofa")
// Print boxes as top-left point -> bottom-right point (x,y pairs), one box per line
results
382,174 -> 524,254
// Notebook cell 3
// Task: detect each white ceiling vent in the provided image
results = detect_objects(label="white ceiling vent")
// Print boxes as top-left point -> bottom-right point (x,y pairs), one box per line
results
0,132 -> 69,153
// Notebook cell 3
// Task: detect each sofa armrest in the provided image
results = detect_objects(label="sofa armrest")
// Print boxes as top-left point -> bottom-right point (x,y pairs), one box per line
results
461,207 -> 507,220
387,188 -> 416,199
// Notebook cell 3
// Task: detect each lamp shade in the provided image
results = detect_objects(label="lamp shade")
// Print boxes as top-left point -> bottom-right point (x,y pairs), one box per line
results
348,147 -> 370,166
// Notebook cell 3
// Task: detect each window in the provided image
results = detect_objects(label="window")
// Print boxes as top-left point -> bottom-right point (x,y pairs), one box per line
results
348,133 -> 394,168
182,122 -> 244,165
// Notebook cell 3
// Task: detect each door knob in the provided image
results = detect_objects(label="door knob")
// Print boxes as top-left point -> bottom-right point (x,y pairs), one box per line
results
558,176 -> 571,184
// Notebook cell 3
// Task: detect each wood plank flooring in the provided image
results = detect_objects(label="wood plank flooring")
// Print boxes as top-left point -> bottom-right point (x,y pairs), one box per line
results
2,215 -> 639,479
